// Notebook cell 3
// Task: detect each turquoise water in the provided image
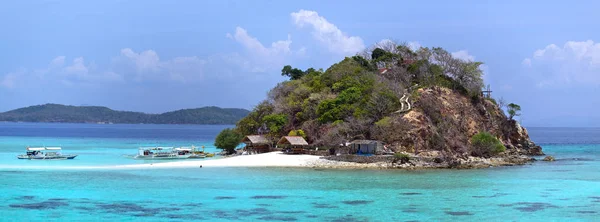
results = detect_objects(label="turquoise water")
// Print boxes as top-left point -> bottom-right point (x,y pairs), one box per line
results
1,123 -> 599,221
0,123 -> 230,168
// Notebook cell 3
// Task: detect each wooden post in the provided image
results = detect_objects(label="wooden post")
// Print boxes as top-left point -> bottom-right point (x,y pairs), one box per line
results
482,85 -> 492,98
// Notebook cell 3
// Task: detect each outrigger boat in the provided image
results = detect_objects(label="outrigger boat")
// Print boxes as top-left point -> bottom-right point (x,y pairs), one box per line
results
131,147 -> 192,160
129,146 -> 214,160
189,145 -> 215,158
17,147 -> 77,160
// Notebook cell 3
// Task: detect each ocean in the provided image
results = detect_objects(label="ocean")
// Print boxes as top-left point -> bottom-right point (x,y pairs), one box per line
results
0,123 -> 598,221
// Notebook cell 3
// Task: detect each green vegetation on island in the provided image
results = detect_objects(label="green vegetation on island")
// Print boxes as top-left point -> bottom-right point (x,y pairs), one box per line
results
507,103 -> 522,120
470,132 -> 506,157
0,104 -> 249,125
226,40 -> 542,165
214,128 -> 244,155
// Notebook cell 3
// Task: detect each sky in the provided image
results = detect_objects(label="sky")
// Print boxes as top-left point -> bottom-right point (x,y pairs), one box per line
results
1,0 -> 599,127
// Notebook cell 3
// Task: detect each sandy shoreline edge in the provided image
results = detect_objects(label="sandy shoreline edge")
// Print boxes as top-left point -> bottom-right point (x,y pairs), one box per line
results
0,152 -> 324,170
118,152 -> 322,169
1,151 -> 537,170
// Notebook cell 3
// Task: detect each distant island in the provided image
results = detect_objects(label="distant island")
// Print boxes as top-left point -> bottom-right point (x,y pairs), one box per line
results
0,104 -> 250,125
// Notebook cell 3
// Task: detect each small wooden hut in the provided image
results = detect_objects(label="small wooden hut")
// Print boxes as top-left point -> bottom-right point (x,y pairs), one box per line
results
350,140 -> 384,155
241,135 -> 272,154
277,136 -> 309,154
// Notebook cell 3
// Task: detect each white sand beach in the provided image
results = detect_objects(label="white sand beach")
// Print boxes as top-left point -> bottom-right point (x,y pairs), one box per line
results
0,152 -> 322,170
116,151 -> 323,169
0,152 -> 386,170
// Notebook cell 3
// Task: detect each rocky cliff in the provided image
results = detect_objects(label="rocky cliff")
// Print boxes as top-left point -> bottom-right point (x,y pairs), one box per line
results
355,86 -> 543,168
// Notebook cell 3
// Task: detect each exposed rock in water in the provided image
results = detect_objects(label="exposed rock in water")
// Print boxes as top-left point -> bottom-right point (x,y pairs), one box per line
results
505,121 -> 544,156
543,156 -> 556,162
315,154 -> 535,169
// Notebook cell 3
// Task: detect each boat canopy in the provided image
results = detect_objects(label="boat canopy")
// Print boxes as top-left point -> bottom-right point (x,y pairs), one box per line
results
139,147 -> 174,150
27,147 -> 46,151
174,148 -> 192,151
26,147 -> 62,151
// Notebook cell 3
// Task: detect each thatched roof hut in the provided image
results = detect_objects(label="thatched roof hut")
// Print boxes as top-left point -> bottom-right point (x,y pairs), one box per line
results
277,136 -> 309,154
277,136 -> 309,146
241,135 -> 272,154
242,135 -> 271,145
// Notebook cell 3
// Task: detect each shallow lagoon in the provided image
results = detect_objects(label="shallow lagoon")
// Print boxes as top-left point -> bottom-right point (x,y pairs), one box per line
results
0,123 -> 599,221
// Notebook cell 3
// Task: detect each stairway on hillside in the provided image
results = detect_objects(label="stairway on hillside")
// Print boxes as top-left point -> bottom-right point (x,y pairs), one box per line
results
394,94 -> 411,113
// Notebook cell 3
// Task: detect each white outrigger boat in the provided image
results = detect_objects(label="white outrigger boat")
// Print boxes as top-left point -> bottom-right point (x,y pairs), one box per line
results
129,146 -> 208,160
17,147 -> 77,160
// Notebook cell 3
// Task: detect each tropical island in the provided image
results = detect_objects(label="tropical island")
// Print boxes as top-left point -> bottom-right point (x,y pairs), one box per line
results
214,42 -> 545,169
0,104 -> 249,125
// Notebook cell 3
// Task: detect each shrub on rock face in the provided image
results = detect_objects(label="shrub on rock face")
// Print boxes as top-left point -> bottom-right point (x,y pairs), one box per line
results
393,153 -> 411,164
288,129 -> 307,139
470,132 -> 506,157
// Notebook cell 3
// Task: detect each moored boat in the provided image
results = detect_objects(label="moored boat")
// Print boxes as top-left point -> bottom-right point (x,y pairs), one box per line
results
190,145 -> 214,158
17,147 -> 77,160
128,145 -> 214,160
130,147 -> 194,160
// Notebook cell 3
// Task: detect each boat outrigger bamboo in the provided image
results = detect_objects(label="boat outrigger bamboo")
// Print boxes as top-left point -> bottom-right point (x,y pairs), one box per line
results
128,146 -> 214,160
17,147 -> 77,160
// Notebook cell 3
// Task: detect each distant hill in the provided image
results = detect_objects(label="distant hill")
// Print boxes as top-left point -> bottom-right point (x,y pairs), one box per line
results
0,104 -> 250,125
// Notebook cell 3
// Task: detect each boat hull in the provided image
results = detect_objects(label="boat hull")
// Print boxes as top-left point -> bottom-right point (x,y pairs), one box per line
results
131,154 -> 193,160
187,154 -> 206,159
17,155 -> 77,160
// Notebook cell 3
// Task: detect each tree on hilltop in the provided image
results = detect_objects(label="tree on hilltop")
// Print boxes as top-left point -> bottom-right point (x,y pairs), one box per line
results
507,103 -> 521,120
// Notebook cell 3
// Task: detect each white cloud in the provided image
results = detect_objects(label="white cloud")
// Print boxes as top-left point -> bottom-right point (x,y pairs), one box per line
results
0,71 -> 20,88
61,57 -> 123,82
64,57 -> 89,77
407,41 -> 421,51
0,56 -> 125,89
522,58 -> 532,67
3,9 -> 370,89
120,48 -> 161,73
162,56 -> 206,82
50,56 -> 66,68
523,40 -> 600,86
0,56 -> 67,88
227,27 -> 292,56
452,50 -> 476,62
376,39 -> 395,46
115,48 -> 207,82
226,27 -> 298,73
291,9 -> 364,55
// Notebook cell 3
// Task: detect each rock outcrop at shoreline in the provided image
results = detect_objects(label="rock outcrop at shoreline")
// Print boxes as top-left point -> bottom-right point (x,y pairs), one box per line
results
314,153 -> 535,170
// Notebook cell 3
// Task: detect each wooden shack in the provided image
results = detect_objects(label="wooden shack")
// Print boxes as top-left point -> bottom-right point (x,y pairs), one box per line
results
241,135 -> 272,154
277,136 -> 309,154
350,140 -> 384,155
